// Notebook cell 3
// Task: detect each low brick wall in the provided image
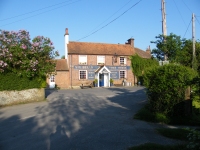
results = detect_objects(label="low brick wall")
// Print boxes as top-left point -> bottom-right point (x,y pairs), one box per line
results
0,88 -> 45,106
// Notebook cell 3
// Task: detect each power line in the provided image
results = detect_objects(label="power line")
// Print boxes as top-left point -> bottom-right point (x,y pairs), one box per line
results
181,0 -> 193,13
183,19 -> 192,38
87,0 -> 133,34
0,0 -> 76,21
172,0 -> 187,27
0,0 -> 81,27
195,16 -> 200,26
76,0 -> 142,41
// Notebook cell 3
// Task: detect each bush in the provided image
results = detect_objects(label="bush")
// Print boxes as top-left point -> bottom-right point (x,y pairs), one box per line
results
187,129 -> 200,149
143,64 -> 197,116
134,104 -> 170,124
0,72 -> 46,91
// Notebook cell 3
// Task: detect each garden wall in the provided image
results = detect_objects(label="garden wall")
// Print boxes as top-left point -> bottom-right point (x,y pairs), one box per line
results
0,88 -> 45,106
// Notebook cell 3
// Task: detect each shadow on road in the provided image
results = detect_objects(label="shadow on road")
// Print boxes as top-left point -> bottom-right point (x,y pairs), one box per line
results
0,87 -> 180,150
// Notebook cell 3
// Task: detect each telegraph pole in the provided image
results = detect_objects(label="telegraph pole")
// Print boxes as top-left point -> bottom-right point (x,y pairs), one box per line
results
192,13 -> 196,69
161,0 -> 167,61
162,0 -> 167,36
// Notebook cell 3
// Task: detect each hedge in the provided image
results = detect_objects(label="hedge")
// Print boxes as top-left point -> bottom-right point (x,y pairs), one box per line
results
143,64 -> 197,116
0,72 -> 46,91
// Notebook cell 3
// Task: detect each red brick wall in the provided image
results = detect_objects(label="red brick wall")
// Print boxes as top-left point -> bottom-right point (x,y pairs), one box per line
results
68,54 -> 135,86
46,71 -> 70,89
55,71 -> 70,89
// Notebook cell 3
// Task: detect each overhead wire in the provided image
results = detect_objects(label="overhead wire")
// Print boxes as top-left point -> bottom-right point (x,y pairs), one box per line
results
87,0 -> 133,34
76,0 -> 142,41
195,16 -> 200,26
0,0 -> 76,21
183,19 -> 192,38
172,0 -> 187,27
181,0 -> 193,14
0,0 -> 81,27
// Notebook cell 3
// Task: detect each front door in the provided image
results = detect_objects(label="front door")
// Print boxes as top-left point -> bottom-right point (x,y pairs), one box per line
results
104,73 -> 109,87
99,74 -> 104,87
49,75 -> 55,88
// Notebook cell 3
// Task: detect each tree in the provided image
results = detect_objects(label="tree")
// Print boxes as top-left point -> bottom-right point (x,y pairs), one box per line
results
0,30 -> 59,78
151,33 -> 182,61
151,33 -> 200,73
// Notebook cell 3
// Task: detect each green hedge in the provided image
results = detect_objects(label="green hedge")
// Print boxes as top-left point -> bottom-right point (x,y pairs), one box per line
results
0,72 -> 46,91
143,64 -> 197,116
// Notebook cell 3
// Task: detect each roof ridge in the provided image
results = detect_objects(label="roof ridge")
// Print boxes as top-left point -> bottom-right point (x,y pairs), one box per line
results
69,41 -> 130,46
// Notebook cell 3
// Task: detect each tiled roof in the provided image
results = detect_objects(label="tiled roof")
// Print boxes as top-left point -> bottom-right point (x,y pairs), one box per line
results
135,47 -> 152,58
68,41 -> 135,56
56,59 -> 69,71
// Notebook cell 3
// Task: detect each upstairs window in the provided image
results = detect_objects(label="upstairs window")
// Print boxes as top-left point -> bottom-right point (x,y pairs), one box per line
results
79,55 -> 87,65
119,70 -> 126,79
97,56 -> 105,65
120,57 -> 126,65
79,70 -> 87,79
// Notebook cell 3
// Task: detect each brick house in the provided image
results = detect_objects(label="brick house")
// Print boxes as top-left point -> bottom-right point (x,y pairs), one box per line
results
47,28 -> 151,89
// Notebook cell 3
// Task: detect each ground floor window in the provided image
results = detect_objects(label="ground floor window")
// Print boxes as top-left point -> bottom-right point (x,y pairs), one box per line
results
119,70 -> 126,79
79,70 -> 87,79
50,75 -> 55,82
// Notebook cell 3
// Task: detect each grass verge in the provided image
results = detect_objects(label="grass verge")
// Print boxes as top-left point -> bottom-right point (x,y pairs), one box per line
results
156,128 -> 190,141
128,143 -> 186,150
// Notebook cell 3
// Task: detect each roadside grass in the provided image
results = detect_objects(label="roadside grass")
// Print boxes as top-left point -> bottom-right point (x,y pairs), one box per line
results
134,100 -> 200,126
156,128 -> 190,141
133,104 -> 170,124
128,143 -> 187,150
130,100 -> 200,150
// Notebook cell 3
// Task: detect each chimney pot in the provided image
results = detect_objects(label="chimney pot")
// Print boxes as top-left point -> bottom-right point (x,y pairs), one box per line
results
65,28 -> 69,35
146,45 -> 151,54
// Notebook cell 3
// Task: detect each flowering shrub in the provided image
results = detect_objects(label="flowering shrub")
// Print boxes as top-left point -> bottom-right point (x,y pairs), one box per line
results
0,30 -> 59,78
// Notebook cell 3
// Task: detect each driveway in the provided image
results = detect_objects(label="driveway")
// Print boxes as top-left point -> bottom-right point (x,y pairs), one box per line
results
0,87 -> 182,150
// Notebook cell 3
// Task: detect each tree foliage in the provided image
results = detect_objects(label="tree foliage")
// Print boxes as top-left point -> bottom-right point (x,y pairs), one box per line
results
130,54 -> 158,82
151,33 -> 182,61
0,29 -> 59,78
0,30 -> 59,90
143,64 -> 197,116
151,33 -> 200,73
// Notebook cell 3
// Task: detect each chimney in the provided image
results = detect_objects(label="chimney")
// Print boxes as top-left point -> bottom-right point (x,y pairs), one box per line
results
65,28 -> 69,35
146,45 -> 151,54
64,28 -> 69,59
125,38 -> 134,48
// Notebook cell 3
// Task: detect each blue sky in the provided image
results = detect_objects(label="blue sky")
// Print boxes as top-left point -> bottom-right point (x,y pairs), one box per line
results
0,0 -> 200,58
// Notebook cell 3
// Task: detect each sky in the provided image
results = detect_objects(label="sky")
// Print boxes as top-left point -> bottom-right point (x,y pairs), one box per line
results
0,0 -> 200,58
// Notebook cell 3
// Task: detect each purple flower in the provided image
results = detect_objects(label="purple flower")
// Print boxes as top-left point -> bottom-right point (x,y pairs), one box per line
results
21,44 -> 27,49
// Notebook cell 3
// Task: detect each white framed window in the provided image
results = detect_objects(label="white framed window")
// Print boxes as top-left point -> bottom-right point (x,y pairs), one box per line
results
79,70 -> 87,79
97,56 -> 105,65
50,75 -> 55,82
120,57 -> 126,65
79,55 -> 87,65
119,70 -> 126,79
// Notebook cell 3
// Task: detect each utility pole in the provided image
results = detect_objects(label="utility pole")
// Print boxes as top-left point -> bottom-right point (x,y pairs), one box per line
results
161,0 -> 167,61
192,13 -> 196,69
162,0 -> 167,36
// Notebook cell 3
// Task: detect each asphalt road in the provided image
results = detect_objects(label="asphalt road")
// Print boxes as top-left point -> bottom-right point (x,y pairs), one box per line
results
0,86 -> 182,150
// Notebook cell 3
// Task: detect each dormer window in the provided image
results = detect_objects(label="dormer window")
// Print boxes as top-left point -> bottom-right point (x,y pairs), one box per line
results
79,55 -> 87,65
97,56 -> 105,65
120,57 -> 126,65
